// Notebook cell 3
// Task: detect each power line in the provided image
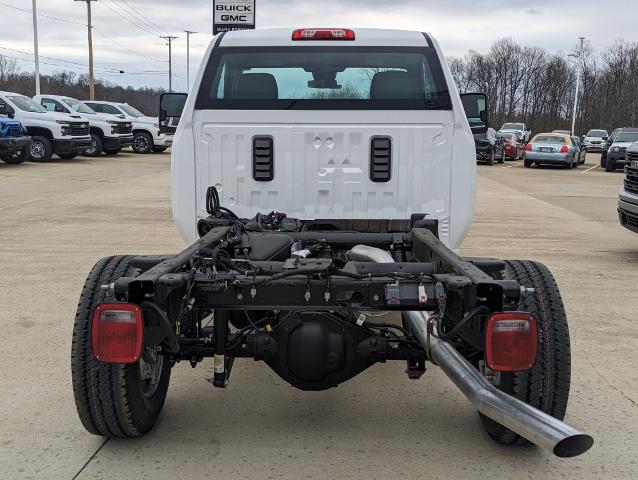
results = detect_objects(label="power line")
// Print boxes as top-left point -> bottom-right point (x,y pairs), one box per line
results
6,53 -> 172,78
3,53 -> 122,74
0,1 -> 86,26
111,0 -> 169,36
99,0 -> 161,37
109,0 -> 165,36
119,0 -> 170,35
0,1 -> 164,64
0,46 -> 120,73
92,27 -> 164,62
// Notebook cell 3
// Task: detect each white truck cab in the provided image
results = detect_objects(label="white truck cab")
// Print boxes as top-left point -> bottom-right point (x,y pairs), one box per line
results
71,30 -> 592,453
33,95 -> 133,156
499,122 -> 531,143
164,28 -> 479,249
0,91 -> 92,161
83,101 -> 172,154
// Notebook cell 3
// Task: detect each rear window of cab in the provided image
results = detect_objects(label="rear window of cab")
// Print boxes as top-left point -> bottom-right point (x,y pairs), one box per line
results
195,47 -> 451,110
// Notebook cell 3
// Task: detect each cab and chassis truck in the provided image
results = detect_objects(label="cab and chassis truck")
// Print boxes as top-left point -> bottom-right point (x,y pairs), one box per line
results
71,28 -> 593,458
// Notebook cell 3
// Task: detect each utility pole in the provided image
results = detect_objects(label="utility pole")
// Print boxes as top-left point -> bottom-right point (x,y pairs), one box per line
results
185,30 -> 196,91
569,37 -> 585,136
76,0 -> 97,100
32,0 -> 40,95
160,35 -> 178,92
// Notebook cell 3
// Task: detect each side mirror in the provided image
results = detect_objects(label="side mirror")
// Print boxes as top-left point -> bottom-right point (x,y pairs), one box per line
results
159,92 -> 187,134
0,103 -> 15,118
460,92 -> 488,135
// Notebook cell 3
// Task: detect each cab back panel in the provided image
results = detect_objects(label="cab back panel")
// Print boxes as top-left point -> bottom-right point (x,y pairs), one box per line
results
192,111 -> 453,233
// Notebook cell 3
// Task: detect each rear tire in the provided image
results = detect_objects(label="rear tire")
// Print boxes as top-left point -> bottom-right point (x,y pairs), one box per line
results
524,157 -> 532,168
103,148 -> 122,155
71,255 -> 171,437
153,146 -> 168,153
29,136 -> 53,162
479,260 -> 571,446
600,155 -> 606,168
132,132 -> 154,154
605,157 -> 616,172
0,147 -> 28,164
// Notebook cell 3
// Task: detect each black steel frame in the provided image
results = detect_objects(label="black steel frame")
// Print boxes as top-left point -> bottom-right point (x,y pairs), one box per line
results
109,224 -> 520,388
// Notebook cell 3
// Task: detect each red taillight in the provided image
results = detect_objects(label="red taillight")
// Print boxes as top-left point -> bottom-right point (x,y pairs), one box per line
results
92,303 -> 143,364
292,28 -> 355,41
525,143 -> 532,152
560,145 -> 569,153
485,312 -> 537,372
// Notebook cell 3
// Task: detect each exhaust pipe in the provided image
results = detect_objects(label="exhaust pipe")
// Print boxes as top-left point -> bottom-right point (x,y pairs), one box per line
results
349,245 -> 593,458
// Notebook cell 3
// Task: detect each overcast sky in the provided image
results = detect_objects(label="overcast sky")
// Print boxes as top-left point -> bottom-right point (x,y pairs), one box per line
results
1,0 -> 636,91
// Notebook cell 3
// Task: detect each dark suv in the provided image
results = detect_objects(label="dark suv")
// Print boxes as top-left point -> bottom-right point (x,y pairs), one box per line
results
606,128 -> 638,172
601,128 -> 622,167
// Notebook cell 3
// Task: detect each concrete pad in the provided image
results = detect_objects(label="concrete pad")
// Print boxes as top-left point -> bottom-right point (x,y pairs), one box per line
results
0,151 -> 636,479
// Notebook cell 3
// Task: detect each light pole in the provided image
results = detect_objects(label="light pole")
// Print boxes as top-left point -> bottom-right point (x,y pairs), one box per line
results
31,0 -> 40,95
569,37 -> 585,135
185,30 -> 196,92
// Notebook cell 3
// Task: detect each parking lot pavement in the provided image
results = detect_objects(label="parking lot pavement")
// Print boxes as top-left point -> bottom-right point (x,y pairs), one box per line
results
1,152 -> 637,479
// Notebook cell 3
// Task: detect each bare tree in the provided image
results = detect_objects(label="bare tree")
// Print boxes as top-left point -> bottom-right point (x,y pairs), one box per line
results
448,38 -> 638,134
0,55 -> 19,84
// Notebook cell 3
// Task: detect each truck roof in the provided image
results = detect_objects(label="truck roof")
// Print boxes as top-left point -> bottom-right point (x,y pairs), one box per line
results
33,94 -> 73,100
218,28 -> 434,47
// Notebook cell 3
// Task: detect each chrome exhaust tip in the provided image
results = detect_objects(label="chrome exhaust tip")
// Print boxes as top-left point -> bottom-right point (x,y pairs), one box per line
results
349,245 -> 594,458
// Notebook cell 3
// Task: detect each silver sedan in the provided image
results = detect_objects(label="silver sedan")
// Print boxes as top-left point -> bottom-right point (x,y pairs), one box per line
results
523,133 -> 578,169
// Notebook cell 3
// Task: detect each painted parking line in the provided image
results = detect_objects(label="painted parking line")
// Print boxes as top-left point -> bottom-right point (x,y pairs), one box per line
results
582,164 -> 598,173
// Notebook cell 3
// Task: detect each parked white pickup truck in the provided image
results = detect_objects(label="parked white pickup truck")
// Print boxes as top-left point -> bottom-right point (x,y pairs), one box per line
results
83,100 -> 172,154
34,95 -> 133,156
0,91 -> 92,161
499,122 -> 531,143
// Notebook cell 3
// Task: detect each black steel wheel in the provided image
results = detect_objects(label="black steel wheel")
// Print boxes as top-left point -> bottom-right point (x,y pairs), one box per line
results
0,147 -> 28,164
71,255 -> 171,437
480,260 -> 571,446
84,133 -> 103,157
132,132 -> 154,154
29,136 -> 53,162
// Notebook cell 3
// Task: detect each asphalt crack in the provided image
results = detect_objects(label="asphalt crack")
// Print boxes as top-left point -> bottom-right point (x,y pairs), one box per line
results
584,351 -> 637,408
71,438 -> 109,480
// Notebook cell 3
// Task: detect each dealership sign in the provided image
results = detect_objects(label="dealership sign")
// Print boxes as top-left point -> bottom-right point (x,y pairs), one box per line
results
213,0 -> 255,35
